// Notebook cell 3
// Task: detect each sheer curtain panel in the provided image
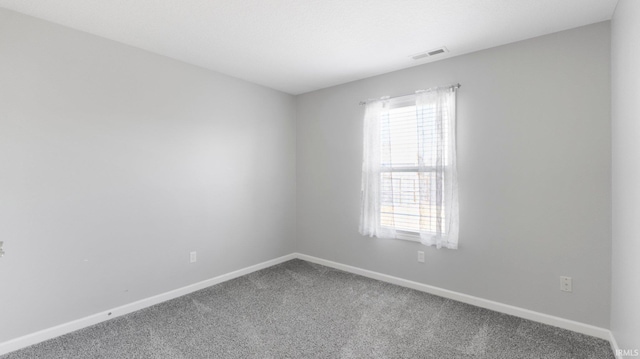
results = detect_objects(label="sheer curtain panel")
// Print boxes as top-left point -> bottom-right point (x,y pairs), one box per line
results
359,87 -> 459,249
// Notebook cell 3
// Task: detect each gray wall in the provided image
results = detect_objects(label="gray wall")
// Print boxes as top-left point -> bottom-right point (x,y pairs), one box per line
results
0,8 -> 296,343
296,22 -> 611,327
611,0 -> 640,350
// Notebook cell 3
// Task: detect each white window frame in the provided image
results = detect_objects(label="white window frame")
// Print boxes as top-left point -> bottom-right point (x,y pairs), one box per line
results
378,100 -> 448,241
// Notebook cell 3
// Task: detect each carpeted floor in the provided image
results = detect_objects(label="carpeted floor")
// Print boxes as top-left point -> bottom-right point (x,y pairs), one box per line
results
2,259 -> 614,358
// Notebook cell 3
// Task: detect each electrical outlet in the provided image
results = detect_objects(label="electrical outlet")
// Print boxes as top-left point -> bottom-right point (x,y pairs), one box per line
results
0,241 -> 4,257
417,251 -> 425,263
190,251 -> 197,263
560,276 -> 572,292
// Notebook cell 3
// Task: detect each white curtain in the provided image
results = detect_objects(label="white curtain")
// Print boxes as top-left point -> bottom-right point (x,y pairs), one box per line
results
359,99 -> 396,239
359,88 -> 459,249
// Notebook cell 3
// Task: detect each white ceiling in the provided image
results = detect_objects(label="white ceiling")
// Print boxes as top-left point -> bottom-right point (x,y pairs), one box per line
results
0,0 -> 618,95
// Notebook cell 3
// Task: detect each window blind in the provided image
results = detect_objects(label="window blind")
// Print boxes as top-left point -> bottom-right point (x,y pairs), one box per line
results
379,102 -> 450,234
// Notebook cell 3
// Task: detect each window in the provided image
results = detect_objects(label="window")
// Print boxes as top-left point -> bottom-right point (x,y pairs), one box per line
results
359,87 -> 459,249
380,103 -> 448,235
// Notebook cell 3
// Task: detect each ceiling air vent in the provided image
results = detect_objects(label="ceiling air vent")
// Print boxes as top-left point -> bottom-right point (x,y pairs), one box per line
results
411,53 -> 430,60
410,47 -> 449,60
427,48 -> 446,56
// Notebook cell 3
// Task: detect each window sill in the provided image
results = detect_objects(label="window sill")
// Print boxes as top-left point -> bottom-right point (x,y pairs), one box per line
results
395,231 -> 421,243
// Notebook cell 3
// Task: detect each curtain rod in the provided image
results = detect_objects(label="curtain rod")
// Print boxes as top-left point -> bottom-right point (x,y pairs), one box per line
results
359,83 -> 461,106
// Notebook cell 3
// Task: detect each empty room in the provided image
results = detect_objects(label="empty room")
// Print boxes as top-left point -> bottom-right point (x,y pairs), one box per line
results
0,0 -> 638,358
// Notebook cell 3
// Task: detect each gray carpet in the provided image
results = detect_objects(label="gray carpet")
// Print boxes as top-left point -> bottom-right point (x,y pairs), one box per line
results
2,259 -> 614,358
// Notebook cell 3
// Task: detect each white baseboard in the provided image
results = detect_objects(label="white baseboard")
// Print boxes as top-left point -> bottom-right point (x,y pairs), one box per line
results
296,253 -> 612,341
0,252 -> 615,356
0,253 -> 296,356
609,330 -> 621,358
